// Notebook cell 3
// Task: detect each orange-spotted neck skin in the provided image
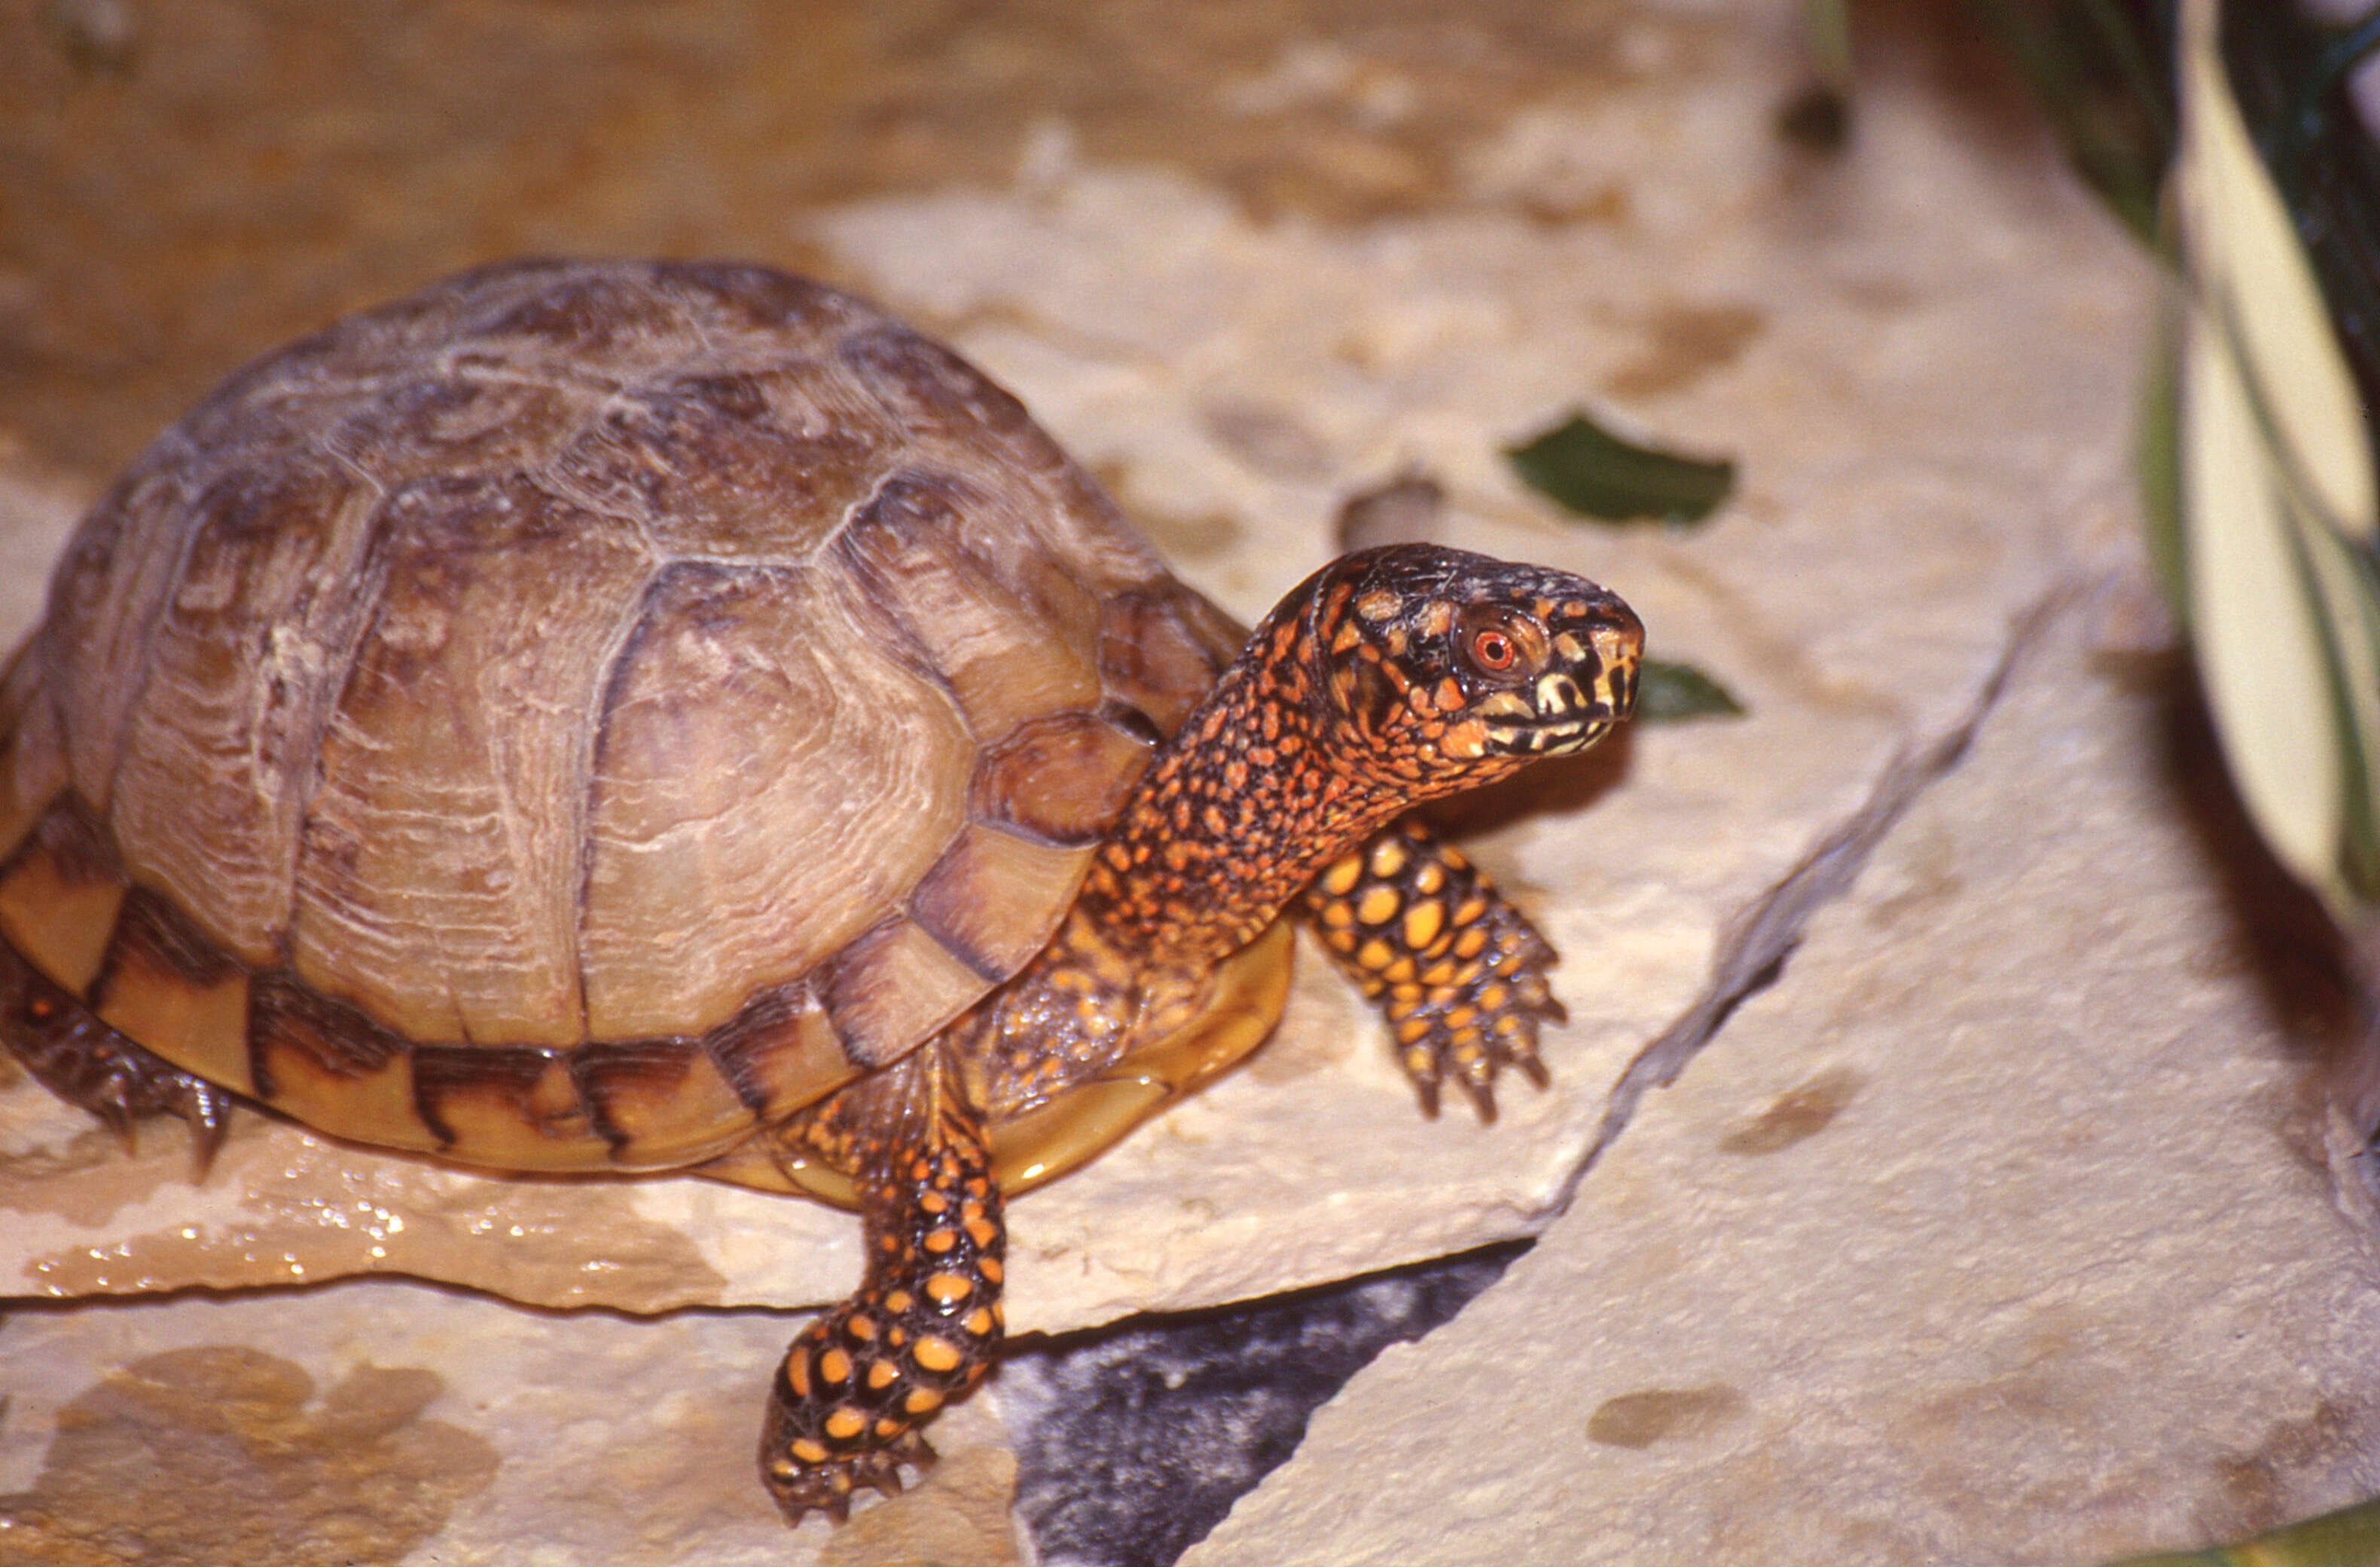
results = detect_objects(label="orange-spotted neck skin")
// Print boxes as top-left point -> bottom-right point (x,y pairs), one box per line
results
957,545 -> 1641,1116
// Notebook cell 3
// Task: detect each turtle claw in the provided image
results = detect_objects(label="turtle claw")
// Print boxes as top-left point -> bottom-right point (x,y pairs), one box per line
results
763,1430 -> 932,1525
4,942 -> 235,1175
75,1050 -> 233,1173
180,1079 -> 235,1177
1390,959 -> 1564,1124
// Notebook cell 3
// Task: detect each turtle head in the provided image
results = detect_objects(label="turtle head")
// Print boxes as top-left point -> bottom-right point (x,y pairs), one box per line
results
1302,545 -> 1643,787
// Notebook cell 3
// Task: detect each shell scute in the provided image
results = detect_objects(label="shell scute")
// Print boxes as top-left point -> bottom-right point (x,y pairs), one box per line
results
474,265 -> 705,369
0,799 -> 127,999
409,1043 -> 594,1164
246,969 -> 438,1154
1096,582 -> 1242,738
285,472 -> 649,1049
579,557 -> 971,1043
907,824 -> 1094,982
334,371 -> 594,482
817,913 -> 1000,1069
108,454 -> 383,967
697,980 -> 857,1126
548,370 -> 889,560
568,1036 -> 758,1166
835,469 -> 1106,744
90,887 -> 253,1095
969,708 -> 1156,849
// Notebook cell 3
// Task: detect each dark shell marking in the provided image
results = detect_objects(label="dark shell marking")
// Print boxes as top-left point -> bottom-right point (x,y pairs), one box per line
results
0,261 -> 1644,1526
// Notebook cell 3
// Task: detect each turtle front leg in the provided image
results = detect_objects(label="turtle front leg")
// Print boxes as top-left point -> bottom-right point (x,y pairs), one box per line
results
1302,817 -> 1563,1119
0,936 -> 232,1164
759,1043 -> 1005,1524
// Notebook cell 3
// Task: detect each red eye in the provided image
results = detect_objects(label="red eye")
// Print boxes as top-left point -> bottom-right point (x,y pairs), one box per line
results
1471,630 -> 1515,670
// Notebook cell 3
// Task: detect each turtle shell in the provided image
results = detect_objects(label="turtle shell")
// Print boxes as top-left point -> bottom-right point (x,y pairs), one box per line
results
0,258 -> 1244,1176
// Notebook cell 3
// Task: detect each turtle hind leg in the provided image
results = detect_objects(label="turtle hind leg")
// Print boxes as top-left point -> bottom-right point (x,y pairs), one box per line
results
760,1044 -> 1005,1525
1303,817 -> 1564,1120
0,935 -> 231,1168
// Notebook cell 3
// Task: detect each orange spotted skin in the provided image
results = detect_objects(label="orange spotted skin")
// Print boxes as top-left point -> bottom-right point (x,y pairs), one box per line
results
947,545 -> 1638,1120
757,545 -> 1640,1520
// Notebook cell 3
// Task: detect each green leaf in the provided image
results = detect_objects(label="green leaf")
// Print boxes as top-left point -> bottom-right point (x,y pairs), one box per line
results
2137,292 -> 2188,627
1634,660 -> 1745,723
1506,411 -> 1735,527
1960,0 -> 2174,242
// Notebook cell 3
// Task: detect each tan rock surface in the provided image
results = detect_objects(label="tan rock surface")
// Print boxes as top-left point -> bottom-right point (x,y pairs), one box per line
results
1180,596 -> 2380,1567
0,1279 -> 1024,1565
0,2 -> 2239,1561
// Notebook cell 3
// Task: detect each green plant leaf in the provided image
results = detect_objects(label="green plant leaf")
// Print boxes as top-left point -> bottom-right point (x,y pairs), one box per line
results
1634,660 -> 1745,723
1506,411 -> 1735,526
2137,290 -> 2188,626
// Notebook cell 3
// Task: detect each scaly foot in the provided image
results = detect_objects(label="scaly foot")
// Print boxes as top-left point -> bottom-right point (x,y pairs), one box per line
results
1304,818 -> 1563,1119
0,937 -> 231,1165
759,1064 -> 1005,1523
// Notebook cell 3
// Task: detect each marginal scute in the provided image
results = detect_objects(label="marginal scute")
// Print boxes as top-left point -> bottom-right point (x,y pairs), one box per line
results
412,1045 -> 601,1166
972,709 -> 1157,848
572,1039 -> 758,1168
1098,582 -> 1243,738
248,972 -> 437,1153
91,887 -> 255,1095
908,824 -> 1095,982
700,981 -> 858,1123
0,799 -> 130,1000
821,915 -> 999,1069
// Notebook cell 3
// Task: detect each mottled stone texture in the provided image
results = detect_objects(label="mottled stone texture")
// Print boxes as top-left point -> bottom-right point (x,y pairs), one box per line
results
1180,602 -> 2380,1566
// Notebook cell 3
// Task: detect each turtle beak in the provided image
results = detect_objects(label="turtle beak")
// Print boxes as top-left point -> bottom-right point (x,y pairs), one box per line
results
1478,600 -> 1643,757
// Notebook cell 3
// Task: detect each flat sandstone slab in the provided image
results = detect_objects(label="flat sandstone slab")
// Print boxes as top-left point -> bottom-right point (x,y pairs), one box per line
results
0,1281 -> 1027,1567
1180,598 -> 2380,1567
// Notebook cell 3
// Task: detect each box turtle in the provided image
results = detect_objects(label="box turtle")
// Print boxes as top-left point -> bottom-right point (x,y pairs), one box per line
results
0,258 -> 1642,1522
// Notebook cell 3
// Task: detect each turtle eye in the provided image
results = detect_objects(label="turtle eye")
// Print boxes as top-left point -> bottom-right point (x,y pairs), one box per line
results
1469,628 -> 1516,672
